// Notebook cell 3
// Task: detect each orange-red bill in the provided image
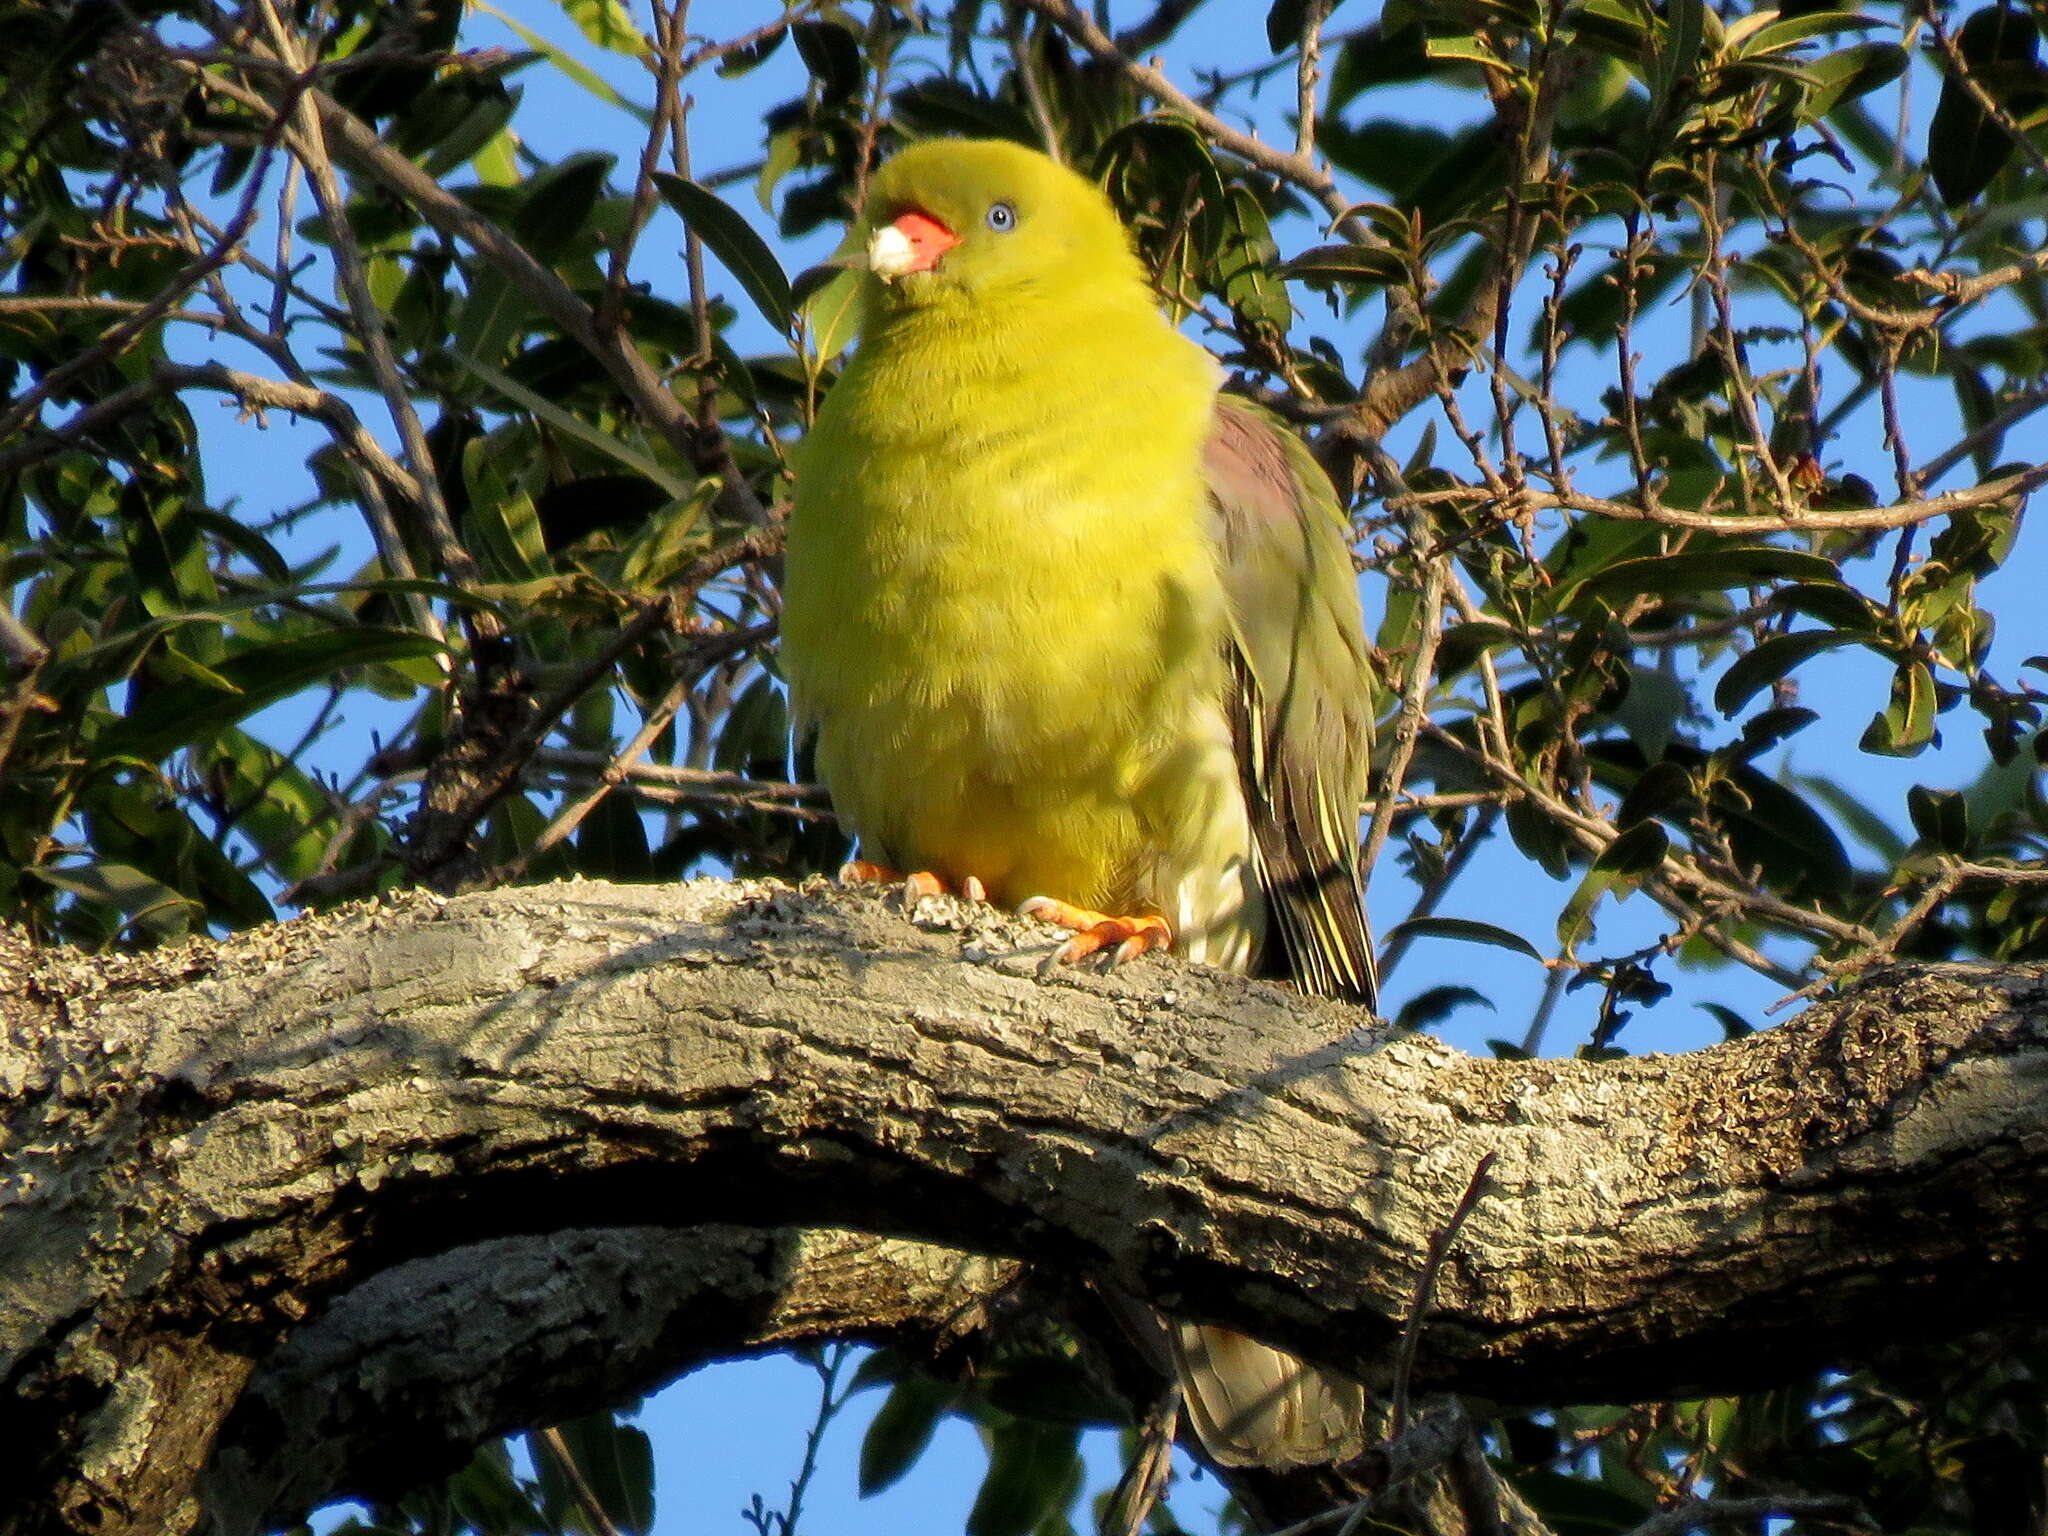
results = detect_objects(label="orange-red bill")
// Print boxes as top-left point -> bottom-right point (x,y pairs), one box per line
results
877,208 -> 959,275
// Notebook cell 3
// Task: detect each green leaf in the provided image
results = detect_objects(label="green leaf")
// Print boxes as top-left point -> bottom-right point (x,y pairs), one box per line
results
448,1441 -> 548,1532
1735,10 -> 1879,59
28,862 -> 200,942
1506,797 -> 1573,880
451,260 -> 530,370
966,1419 -> 1080,1536
1094,118 -> 1230,306
1615,759 -> 1693,828
458,354 -> 694,498
1697,1002 -> 1753,1040
1860,660 -> 1938,757
891,78 -> 1038,143
792,17 -> 863,100
463,438 -> 552,583
1710,764 -> 1853,899
1393,985 -> 1494,1032
651,171 -> 794,332
1434,620 -> 1518,681
1800,41 -> 1907,123
515,151 -> 615,265
87,781 -> 275,930
861,1373 -> 960,1497
1572,547 -> 1839,608
1557,823 -> 1668,951
1219,186 -> 1291,331
415,77 -> 520,179
716,24 -> 785,78
1594,819 -> 1670,877
121,481 -> 220,622
1382,915 -> 1546,964
714,673 -> 792,777
1770,580 -> 1883,631
1714,630 -> 1864,716
1569,1 -> 1651,66
557,0 -> 646,56
148,640 -> 241,695
1792,771 -> 1907,865
1726,705 -> 1820,762
1514,1467 -> 1657,1529
982,1356 -> 1126,1425
533,1411 -> 655,1536
1278,243 -> 1410,288
796,262 -> 863,367
617,480 -> 719,593
1266,0 -> 1313,54
1648,0 -> 1707,125
100,629 -> 449,763
204,730 -> 334,882
471,0 -> 647,115
1928,7 -> 2045,206
1907,784 -> 1971,853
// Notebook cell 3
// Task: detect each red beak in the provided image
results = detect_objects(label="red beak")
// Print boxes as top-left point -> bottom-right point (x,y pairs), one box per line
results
868,208 -> 960,280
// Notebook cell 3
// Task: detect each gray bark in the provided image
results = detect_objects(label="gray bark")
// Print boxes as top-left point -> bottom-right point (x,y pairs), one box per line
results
3,877 -> 2046,1534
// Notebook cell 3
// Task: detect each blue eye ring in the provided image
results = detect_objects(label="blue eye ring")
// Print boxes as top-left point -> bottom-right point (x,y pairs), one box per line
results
986,201 -> 1017,232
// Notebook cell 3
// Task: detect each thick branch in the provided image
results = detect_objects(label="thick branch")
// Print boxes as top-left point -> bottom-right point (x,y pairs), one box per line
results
4,880 -> 2047,1533
199,1225 -> 1015,1530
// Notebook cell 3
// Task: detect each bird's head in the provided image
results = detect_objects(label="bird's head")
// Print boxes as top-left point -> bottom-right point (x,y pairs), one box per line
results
855,139 -> 1144,314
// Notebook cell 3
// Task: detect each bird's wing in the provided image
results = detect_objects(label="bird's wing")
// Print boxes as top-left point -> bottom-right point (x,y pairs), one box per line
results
1204,395 -> 1378,1008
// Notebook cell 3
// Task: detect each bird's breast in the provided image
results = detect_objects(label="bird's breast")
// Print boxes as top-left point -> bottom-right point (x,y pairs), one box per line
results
784,317 -> 1227,905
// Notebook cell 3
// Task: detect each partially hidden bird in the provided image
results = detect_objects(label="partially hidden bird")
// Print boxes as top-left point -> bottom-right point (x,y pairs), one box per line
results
782,137 -> 1377,1469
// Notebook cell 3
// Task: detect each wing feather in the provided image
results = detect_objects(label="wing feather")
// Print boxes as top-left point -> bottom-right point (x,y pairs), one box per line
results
1205,396 -> 1378,1008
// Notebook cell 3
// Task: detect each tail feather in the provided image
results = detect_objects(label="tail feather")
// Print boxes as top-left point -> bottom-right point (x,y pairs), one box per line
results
1168,1322 -> 1368,1468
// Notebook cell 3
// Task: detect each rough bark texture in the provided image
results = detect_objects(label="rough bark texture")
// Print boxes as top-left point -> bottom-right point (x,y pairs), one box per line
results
199,1225 -> 1016,1527
3,877 -> 2047,1534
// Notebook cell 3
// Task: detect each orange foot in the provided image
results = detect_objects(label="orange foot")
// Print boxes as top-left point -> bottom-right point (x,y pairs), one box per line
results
1018,896 -> 1172,968
839,861 -> 988,904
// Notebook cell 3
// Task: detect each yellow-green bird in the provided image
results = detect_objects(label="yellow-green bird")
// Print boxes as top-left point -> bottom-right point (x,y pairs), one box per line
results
782,138 -> 1376,1468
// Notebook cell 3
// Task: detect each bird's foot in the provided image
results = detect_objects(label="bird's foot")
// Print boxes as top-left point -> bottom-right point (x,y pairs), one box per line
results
1018,897 -> 1172,968
839,862 -> 988,904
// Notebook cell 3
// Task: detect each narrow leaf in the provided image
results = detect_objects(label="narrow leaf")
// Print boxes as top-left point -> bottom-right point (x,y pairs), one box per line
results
1383,916 -> 1546,964
1714,630 -> 1863,716
651,171 -> 794,331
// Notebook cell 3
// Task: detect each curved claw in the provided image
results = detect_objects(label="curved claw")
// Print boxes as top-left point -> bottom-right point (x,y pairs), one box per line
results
1019,896 -> 1173,967
901,870 -> 946,901
843,862 -> 990,906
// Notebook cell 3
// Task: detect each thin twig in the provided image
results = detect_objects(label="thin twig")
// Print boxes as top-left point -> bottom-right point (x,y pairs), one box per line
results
1359,456 -> 1447,889
0,361 -> 421,506
536,1425 -> 625,1536
250,0 -> 485,608
1011,0 -> 1353,225
1389,1152 -> 1496,1436
1397,464 -> 2048,535
1007,10 -> 1062,161
487,673 -> 693,886
597,0 -> 686,336
1374,807 -> 1502,985
1294,0 -> 1332,164
0,128 -> 286,449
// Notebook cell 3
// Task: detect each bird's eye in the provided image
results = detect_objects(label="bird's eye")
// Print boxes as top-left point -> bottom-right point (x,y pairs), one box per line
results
985,201 -> 1017,233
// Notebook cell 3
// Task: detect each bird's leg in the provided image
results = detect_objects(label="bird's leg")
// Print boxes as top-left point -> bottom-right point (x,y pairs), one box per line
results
839,861 -> 988,904
1018,897 -> 1172,967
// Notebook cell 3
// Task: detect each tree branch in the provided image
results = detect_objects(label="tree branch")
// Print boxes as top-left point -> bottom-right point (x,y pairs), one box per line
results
197,1225 -> 1013,1530
6,880 -> 2048,1533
